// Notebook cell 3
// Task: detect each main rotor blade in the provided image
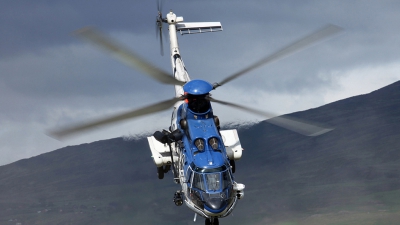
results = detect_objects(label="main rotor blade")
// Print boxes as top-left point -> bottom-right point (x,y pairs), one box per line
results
49,97 -> 182,140
74,27 -> 184,86
157,0 -> 163,12
208,97 -> 333,136
215,24 -> 343,88
159,26 -> 164,56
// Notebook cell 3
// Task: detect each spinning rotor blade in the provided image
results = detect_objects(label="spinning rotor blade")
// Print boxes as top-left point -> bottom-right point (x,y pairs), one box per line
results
208,97 -> 333,136
157,0 -> 163,13
49,97 -> 182,140
156,22 -> 166,56
214,24 -> 343,88
74,27 -> 184,86
155,22 -> 164,56
156,0 -> 165,56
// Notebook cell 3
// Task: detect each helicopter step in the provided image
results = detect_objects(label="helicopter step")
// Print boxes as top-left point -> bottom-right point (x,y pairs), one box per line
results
173,190 -> 183,206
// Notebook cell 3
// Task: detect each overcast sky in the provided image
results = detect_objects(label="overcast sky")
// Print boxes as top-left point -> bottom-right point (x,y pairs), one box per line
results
1,0 -> 400,166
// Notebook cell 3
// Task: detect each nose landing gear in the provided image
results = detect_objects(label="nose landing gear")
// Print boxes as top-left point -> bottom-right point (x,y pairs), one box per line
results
205,217 -> 219,225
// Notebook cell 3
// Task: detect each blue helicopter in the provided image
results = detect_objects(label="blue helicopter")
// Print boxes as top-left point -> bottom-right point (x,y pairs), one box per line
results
51,3 -> 341,224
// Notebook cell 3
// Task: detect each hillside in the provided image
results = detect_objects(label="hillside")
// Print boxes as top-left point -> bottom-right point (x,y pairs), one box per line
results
1,81 -> 400,224
236,80 -> 400,224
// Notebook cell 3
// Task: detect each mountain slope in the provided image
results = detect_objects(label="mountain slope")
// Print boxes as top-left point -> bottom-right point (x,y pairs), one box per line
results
1,81 -> 400,224
235,81 -> 400,224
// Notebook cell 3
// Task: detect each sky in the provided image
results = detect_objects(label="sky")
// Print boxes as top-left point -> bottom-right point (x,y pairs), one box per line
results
1,0 -> 400,166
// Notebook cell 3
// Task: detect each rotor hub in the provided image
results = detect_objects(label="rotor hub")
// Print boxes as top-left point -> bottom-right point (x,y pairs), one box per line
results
183,80 -> 213,95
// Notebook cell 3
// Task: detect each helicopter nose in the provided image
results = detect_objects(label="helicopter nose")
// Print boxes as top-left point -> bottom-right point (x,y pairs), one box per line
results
203,193 -> 227,213
206,198 -> 226,211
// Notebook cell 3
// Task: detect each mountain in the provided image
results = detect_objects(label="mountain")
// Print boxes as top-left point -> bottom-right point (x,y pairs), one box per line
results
236,80 -> 400,224
1,81 -> 400,225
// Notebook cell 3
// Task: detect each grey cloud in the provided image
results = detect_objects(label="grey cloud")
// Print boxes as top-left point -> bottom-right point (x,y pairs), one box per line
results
1,0 -> 400,165
0,1 -> 155,57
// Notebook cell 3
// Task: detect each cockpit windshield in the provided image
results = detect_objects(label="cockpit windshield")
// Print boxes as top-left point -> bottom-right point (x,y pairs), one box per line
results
193,172 -> 205,191
192,169 -> 232,192
206,173 -> 220,191
188,168 -> 235,212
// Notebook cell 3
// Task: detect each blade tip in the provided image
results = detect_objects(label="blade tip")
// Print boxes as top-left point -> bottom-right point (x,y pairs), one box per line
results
308,128 -> 334,137
71,26 -> 98,38
45,130 -> 64,141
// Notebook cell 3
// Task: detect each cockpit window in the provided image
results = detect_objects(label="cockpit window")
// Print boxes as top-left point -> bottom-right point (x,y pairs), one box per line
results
206,173 -> 220,191
193,172 -> 205,191
190,166 -> 233,192
188,169 -> 234,211
205,170 -> 232,192
222,170 -> 232,189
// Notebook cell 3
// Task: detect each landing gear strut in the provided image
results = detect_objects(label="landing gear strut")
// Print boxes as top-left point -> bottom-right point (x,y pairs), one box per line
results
205,217 -> 219,225
229,159 -> 236,173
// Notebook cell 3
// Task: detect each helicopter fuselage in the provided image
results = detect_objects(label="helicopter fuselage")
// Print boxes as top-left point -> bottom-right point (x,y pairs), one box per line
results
147,11 -> 245,221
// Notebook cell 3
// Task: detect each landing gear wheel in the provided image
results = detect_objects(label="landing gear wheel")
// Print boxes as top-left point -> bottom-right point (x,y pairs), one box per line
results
205,218 -> 219,225
157,166 -> 164,179
163,165 -> 171,173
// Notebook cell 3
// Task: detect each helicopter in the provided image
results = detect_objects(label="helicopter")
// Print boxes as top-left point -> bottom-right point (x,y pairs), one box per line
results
50,2 -> 342,225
